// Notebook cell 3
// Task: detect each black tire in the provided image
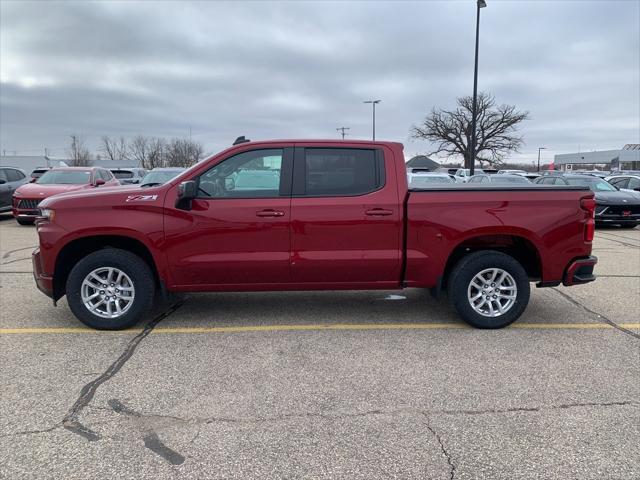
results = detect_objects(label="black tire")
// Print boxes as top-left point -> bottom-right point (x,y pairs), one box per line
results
66,248 -> 155,330
16,218 -> 34,225
448,250 -> 530,329
619,223 -> 638,229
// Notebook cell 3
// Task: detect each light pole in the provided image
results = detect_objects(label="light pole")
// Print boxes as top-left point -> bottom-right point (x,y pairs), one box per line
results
537,147 -> 546,172
363,100 -> 381,141
469,0 -> 487,176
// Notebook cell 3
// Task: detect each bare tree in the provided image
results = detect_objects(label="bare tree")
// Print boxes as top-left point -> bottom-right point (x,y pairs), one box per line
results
128,136 -> 168,169
146,137 -> 166,169
68,135 -> 93,166
410,92 -> 529,167
164,138 -> 204,168
128,135 -> 148,167
100,136 -> 129,161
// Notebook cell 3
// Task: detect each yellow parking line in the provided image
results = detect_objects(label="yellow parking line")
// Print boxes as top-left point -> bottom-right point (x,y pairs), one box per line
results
0,322 -> 638,335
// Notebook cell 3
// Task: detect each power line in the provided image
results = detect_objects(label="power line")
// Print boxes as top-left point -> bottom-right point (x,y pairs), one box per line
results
336,127 -> 350,140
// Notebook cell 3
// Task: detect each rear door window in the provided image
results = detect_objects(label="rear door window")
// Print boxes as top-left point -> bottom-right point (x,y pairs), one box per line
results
628,178 -> 640,190
0,169 -> 7,182
299,148 -> 383,196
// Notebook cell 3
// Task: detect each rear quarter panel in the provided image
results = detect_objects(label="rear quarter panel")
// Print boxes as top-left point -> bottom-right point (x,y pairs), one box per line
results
405,189 -> 594,287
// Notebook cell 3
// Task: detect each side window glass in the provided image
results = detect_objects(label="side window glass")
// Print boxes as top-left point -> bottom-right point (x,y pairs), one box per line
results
609,178 -> 627,188
0,169 -> 7,182
304,148 -> 380,196
628,178 -> 640,190
5,169 -> 23,182
198,149 -> 283,198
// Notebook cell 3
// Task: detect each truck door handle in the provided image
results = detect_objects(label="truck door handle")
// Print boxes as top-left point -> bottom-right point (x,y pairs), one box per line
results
365,208 -> 393,216
256,209 -> 285,217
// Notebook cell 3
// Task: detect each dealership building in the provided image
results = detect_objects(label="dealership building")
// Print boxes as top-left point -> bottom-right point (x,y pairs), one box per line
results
553,144 -> 640,171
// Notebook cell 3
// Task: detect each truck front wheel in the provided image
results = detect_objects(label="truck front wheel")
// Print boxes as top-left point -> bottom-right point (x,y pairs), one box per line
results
66,248 -> 155,330
448,250 -> 530,329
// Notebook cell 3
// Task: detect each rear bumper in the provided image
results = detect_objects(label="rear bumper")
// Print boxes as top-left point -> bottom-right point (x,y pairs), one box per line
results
32,248 -> 54,299
563,256 -> 598,286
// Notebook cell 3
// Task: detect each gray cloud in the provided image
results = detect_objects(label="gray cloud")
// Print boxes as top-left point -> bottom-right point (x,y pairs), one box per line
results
1,0 -> 638,162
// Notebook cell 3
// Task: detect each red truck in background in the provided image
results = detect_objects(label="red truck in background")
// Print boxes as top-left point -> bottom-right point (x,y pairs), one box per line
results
32,139 -> 597,330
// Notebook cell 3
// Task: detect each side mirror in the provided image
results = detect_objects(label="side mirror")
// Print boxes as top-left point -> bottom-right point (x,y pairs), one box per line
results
176,180 -> 197,210
94,178 -> 106,187
29,178 -> 37,183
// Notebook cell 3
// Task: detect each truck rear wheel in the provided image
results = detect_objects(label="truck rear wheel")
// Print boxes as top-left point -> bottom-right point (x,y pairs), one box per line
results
66,248 -> 155,330
448,250 -> 530,329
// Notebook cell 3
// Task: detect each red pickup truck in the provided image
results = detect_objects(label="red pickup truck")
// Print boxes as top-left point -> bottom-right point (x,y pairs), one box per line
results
32,139 -> 597,330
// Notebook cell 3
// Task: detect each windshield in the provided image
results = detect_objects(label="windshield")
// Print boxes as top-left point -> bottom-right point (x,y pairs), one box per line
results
36,170 -> 91,185
141,170 -> 182,186
566,178 -> 616,191
112,170 -> 134,179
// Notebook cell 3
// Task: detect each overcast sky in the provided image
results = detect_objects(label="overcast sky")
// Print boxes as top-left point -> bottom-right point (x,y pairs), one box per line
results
1,0 -> 638,164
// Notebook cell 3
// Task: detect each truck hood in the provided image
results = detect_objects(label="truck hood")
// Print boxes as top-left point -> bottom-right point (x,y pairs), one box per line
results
595,190 -> 640,205
14,182 -> 92,198
39,183 -> 163,209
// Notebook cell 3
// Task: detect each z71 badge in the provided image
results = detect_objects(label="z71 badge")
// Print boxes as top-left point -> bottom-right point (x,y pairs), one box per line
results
126,194 -> 158,202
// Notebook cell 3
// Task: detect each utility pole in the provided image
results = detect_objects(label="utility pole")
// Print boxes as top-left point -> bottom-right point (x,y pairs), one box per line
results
363,100 -> 381,141
336,127 -> 350,140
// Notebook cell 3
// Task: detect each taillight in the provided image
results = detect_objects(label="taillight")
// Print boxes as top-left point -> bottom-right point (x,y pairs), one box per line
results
581,197 -> 596,242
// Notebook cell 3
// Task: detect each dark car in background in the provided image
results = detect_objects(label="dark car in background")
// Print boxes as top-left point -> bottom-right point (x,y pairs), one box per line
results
0,167 -> 29,213
109,168 -> 147,185
534,174 -> 640,228
139,167 -> 185,187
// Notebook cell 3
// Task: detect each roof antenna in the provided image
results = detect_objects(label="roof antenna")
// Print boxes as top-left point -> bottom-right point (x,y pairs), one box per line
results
233,136 -> 250,145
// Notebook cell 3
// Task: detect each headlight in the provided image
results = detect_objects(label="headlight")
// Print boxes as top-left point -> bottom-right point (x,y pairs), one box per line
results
39,208 -> 55,222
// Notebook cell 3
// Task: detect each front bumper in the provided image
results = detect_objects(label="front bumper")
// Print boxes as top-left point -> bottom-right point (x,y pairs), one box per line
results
32,248 -> 54,299
563,256 -> 598,286
595,206 -> 640,224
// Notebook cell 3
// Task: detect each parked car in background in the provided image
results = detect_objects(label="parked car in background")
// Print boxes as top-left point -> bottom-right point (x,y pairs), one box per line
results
30,167 -> 51,180
407,172 -> 455,187
12,167 -> 120,225
497,169 -> 527,175
468,174 -> 531,185
454,168 -> 486,183
139,167 -> 186,187
573,170 -> 610,178
0,167 -> 29,213
606,174 -> 640,193
109,168 -> 147,185
534,174 -> 640,228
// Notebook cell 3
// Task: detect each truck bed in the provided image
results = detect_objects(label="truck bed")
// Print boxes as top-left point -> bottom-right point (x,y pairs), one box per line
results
403,186 -> 594,288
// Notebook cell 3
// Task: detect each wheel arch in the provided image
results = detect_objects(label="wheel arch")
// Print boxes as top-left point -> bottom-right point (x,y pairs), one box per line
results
440,234 -> 543,292
53,235 -> 161,300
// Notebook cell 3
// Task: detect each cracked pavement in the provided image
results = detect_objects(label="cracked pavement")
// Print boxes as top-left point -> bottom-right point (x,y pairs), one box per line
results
1,215 -> 639,479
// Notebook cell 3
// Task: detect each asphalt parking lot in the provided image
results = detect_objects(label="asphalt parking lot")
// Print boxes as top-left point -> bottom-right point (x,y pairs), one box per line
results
0,214 -> 638,480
